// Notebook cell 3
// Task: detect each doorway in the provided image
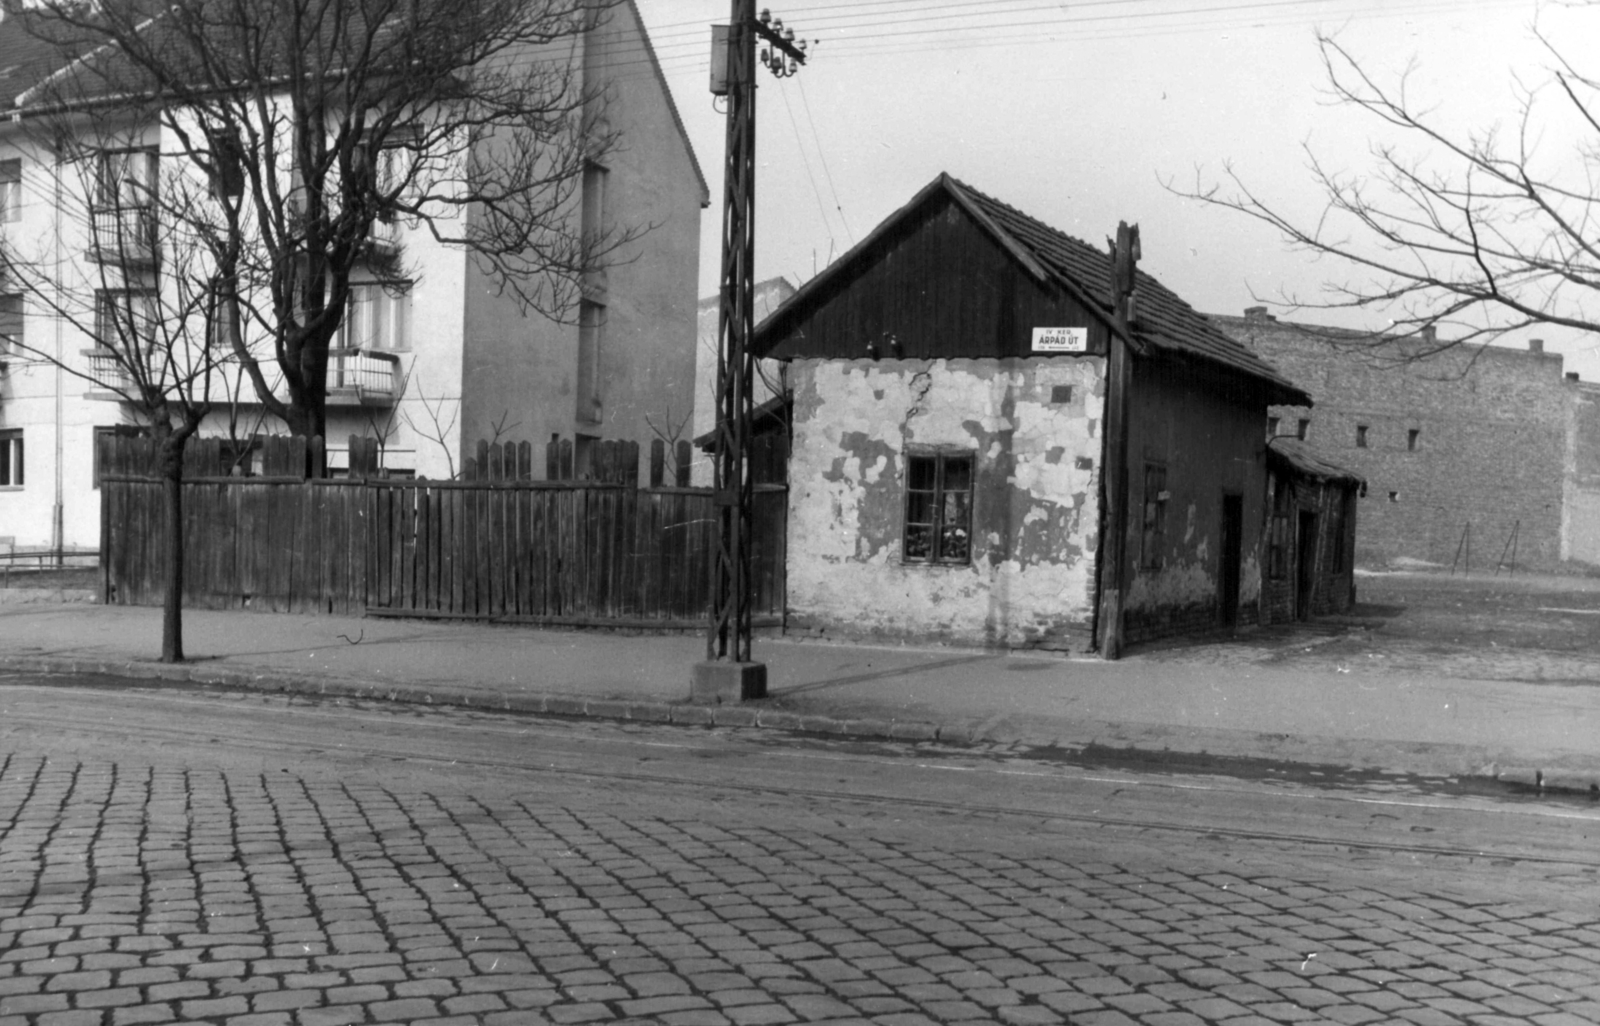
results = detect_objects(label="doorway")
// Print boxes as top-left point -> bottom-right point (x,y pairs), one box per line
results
1296,510 -> 1318,620
1219,493 -> 1242,627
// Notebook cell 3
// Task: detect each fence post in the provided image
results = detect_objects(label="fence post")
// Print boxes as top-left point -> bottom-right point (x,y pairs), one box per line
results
650,439 -> 665,487
675,440 -> 692,488
559,438 -> 574,480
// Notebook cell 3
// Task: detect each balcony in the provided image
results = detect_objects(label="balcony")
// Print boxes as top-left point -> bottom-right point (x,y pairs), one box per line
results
327,347 -> 401,406
82,347 -> 136,401
360,215 -> 402,266
88,204 -> 158,268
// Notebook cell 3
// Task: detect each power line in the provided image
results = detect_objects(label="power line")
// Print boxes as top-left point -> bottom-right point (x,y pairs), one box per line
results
774,77 -> 838,256
795,75 -> 853,247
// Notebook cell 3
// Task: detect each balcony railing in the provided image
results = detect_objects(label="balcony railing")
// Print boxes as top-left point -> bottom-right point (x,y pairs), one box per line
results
82,347 -> 136,400
327,347 -> 401,406
88,204 -> 158,266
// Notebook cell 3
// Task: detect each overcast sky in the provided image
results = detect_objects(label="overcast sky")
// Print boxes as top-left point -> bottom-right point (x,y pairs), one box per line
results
629,0 -> 1600,379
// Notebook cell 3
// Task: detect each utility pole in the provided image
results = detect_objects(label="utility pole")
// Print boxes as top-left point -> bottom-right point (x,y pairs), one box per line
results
1096,221 -> 1139,660
692,2 -> 808,703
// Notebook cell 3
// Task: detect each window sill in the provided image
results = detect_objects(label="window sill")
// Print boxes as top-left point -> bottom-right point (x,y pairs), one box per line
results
0,485 -> 23,491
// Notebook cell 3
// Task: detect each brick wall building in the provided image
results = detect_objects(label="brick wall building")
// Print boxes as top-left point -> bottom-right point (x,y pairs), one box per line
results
1214,308 -> 1589,571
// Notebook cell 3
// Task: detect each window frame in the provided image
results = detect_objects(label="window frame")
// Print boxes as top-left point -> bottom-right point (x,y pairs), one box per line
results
1355,424 -> 1368,448
0,293 -> 21,356
1139,462 -> 1168,570
94,287 -> 158,354
339,281 -> 412,353
0,158 -> 20,224
0,428 -> 22,488
902,449 -> 975,567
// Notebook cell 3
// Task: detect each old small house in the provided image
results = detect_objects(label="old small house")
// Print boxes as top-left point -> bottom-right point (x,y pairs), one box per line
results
1263,437 -> 1364,621
754,173 -> 1309,651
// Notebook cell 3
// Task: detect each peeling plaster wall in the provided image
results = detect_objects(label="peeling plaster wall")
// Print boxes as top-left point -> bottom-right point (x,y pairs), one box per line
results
786,357 -> 1104,649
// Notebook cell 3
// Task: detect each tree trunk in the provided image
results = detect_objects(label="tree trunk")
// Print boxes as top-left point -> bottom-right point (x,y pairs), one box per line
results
160,438 -> 185,663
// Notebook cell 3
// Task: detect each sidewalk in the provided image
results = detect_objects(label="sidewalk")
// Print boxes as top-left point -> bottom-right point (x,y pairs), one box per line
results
3,601 -> 1599,790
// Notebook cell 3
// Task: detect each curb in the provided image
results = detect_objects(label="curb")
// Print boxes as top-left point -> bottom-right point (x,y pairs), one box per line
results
0,654 -> 966,745
9,654 -> 1600,793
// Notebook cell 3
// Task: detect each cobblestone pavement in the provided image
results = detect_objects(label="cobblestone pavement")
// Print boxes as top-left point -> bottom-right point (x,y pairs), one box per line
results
4,743 -> 1600,1026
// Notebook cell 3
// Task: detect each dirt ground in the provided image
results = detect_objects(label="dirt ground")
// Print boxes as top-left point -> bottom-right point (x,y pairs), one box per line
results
1141,568 -> 1600,684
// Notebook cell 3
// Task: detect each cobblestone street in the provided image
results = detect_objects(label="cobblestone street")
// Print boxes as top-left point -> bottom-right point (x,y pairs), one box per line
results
4,685 -> 1600,1026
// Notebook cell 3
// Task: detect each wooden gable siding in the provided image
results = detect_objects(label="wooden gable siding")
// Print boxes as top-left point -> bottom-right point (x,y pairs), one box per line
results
763,194 -> 1109,361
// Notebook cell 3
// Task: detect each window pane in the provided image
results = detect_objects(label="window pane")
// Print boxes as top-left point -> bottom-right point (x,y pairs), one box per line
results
904,524 -> 933,561
905,491 -> 934,527
939,523 -> 969,563
941,456 -> 972,493
907,455 -> 936,491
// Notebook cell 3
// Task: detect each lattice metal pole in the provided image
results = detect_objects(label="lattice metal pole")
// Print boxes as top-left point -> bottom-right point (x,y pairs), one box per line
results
694,0 -> 808,704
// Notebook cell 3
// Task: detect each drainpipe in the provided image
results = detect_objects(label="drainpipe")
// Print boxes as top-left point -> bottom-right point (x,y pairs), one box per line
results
51,140 -> 64,563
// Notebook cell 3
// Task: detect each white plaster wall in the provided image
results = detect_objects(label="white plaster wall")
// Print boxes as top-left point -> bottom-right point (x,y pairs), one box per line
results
786,356 -> 1105,648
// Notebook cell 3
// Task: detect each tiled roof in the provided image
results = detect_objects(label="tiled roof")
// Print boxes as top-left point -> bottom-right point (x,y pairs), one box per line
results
941,174 -> 1309,403
1267,436 -> 1365,488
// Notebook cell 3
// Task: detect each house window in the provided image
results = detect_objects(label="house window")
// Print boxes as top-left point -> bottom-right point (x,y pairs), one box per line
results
576,299 -> 604,423
903,451 -> 973,565
1268,512 -> 1289,579
95,288 -> 158,352
0,159 -> 20,223
1355,425 -> 1368,448
340,282 -> 411,352
0,429 -> 22,487
96,149 -> 157,209
1140,463 -> 1167,569
1266,416 -> 1279,438
1296,418 -> 1310,440
0,293 -> 21,355
1407,428 -> 1420,451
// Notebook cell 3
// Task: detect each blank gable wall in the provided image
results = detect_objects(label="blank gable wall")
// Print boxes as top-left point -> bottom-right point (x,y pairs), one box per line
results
763,195 -> 1110,361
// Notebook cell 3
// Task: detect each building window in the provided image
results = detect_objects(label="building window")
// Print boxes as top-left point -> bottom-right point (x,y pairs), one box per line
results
1266,416 -> 1279,438
0,158 -> 20,223
96,149 -> 157,209
1407,428 -> 1420,451
904,451 -> 973,565
340,282 -> 411,351
95,288 -> 158,352
1296,418 -> 1310,440
0,429 -> 21,487
1140,462 -> 1167,569
1355,425 -> 1368,448
0,293 -> 21,355
1268,512 -> 1289,579
576,299 -> 604,423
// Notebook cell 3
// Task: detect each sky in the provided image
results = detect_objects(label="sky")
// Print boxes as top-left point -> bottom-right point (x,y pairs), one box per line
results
629,0 -> 1600,381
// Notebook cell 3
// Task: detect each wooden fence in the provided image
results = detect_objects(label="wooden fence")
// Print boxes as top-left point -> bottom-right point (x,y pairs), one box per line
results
101,447 -> 785,626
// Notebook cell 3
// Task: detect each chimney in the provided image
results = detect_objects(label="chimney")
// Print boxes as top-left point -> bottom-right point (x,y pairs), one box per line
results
1567,372 -> 1580,382
1419,325 -> 1436,343
1244,305 -> 1274,322
1530,338 -> 1545,354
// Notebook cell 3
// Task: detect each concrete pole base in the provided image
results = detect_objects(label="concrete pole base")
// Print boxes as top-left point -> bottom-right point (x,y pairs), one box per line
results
691,660 -> 768,704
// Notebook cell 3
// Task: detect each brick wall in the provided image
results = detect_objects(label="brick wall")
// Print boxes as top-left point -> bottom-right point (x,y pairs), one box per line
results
1215,312 -> 1573,570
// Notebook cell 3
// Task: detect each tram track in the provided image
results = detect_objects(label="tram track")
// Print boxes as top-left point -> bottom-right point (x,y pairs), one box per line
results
4,677 -> 1599,874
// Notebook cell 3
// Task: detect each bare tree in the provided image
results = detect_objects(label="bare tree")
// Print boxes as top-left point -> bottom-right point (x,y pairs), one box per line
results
0,115 -> 244,663
11,0 -> 638,459
1174,29 -> 1600,357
